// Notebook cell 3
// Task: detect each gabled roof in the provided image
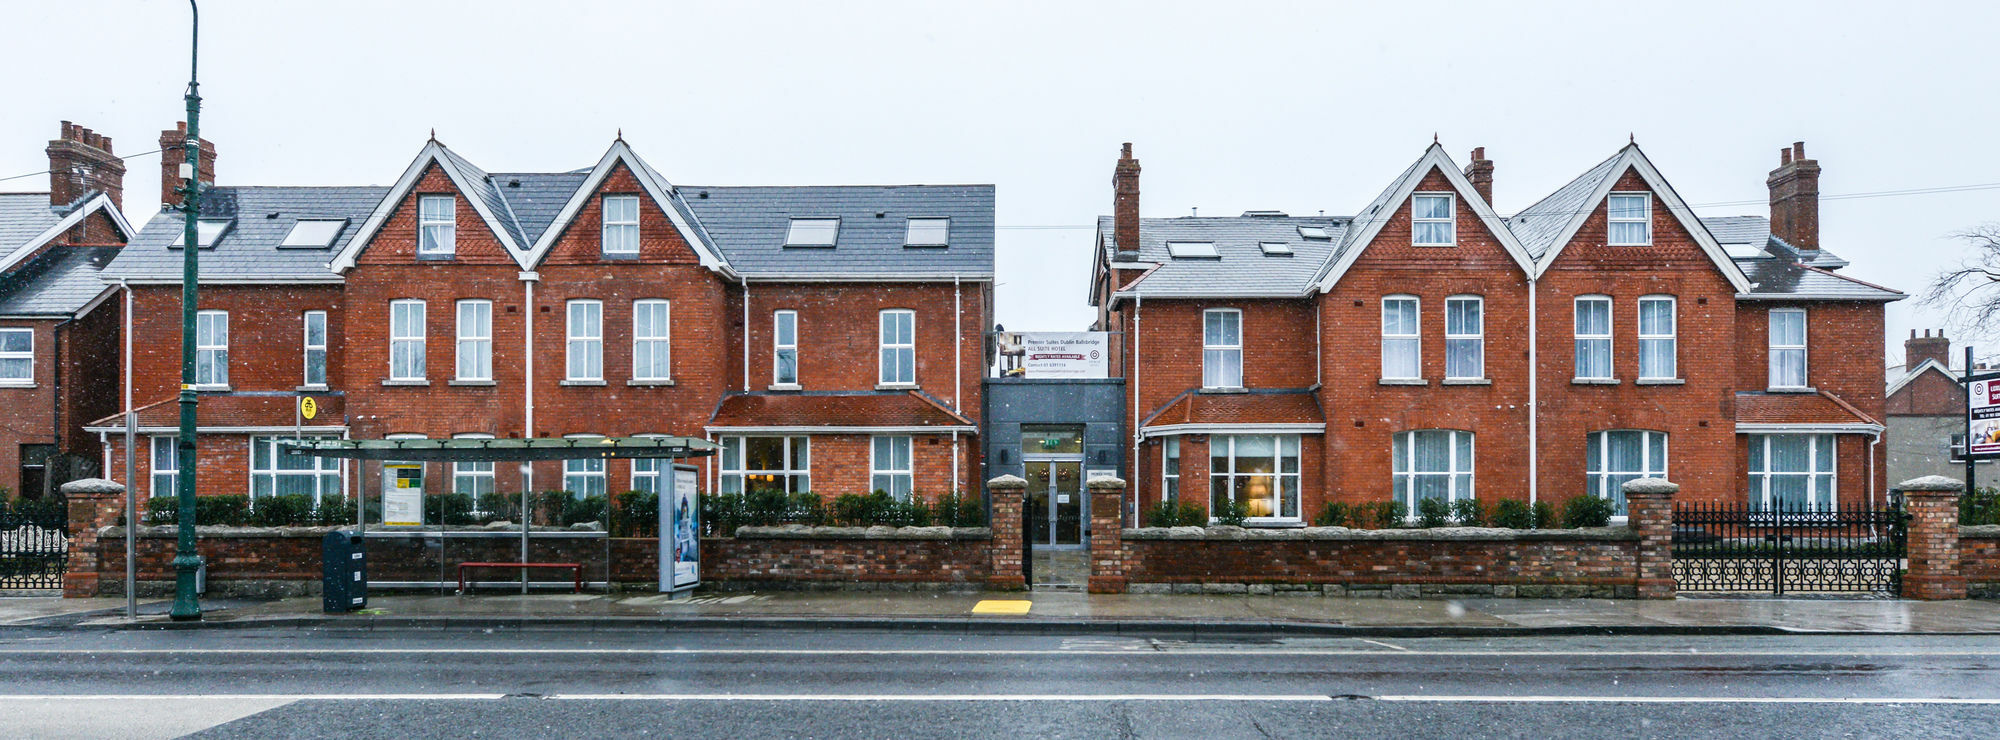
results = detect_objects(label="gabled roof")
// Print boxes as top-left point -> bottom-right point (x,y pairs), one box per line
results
106,186 -> 389,283
705,390 -> 976,431
1887,358 -> 1958,399
519,140 -> 731,274
0,246 -> 119,317
682,184 -> 995,280
1506,144 -> 1752,293
1310,143 -> 1536,292
0,192 -> 132,274
1104,214 -> 1345,299
331,140 -> 533,272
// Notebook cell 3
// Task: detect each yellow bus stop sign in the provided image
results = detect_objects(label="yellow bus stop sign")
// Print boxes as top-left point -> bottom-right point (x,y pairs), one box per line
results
299,396 -> 318,421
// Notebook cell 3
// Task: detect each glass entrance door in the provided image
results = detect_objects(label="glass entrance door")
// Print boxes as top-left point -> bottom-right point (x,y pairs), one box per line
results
1023,459 -> 1084,548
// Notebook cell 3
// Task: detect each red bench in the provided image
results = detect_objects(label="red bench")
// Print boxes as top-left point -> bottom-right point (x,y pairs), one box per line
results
457,562 -> 583,594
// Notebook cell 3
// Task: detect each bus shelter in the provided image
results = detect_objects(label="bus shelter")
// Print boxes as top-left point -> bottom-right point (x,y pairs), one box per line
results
279,436 -> 717,593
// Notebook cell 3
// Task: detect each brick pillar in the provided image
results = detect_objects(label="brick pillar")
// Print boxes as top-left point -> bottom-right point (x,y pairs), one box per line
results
986,475 -> 1026,590
1897,476 -> 1967,600
1622,477 -> 1677,599
61,478 -> 127,598
1087,475 -> 1128,594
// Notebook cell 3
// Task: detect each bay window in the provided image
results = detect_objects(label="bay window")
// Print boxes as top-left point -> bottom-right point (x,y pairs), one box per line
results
1748,434 -> 1836,512
720,436 -> 810,496
1208,435 -> 1300,522
150,435 -> 178,498
250,436 -> 343,502
871,436 -> 914,500
1162,437 -> 1180,502
1202,309 -> 1242,389
1393,430 -> 1474,511
1587,430 -> 1667,516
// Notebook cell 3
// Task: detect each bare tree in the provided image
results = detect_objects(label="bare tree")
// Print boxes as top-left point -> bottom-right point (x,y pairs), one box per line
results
1924,224 -> 2000,341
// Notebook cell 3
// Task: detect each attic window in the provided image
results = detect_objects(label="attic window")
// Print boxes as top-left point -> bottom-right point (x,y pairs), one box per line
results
1722,243 -> 1769,259
1166,241 -> 1218,259
171,219 -> 232,249
1297,225 -> 1330,240
905,218 -> 950,247
784,218 -> 839,247
1260,242 -> 1293,255
279,219 -> 347,249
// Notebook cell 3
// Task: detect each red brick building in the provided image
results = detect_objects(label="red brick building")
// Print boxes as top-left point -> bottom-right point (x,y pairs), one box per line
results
89,131 -> 992,509
0,122 -> 133,498
1884,330 -> 1982,483
1092,141 -> 1901,525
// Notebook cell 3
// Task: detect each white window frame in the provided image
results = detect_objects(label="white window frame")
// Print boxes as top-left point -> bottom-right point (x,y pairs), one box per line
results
870,435 -> 915,500
1444,295 -> 1483,380
0,328 -> 33,385
1606,192 -> 1652,246
249,435 -> 344,504
632,299 -> 672,382
452,433 -> 496,504
194,310 -> 229,388
1381,296 -> 1420,380
784,218 -> 840,247
418,195 -> 456,256
630,434 -> 665,496
1162,437 -> 1181,503
1166,241 -> 1219,259
1587,429 -> 1668,517
1637,295 -> 1677,381
388,300 -> 425,382
904,217 -> 950,247
1574,296 -> 1613,381
567,299 -> 603,382
562,434 -> 607,499
878,309 -> 916,387
301,311 -> 327,388
279,218 -> 346,249
1748,433 -> 1837,512
719,436 -> 811,495
773,310 -> 799,387
455,300 -> 491,382
1411,193 -> 1455,246
1207,435 -> 1302,524
1202,308 -> 1243,389
150,435 -> 178,498
1768,308 -> 1808,390
172,219 -> 232,248
1392,429 -> 1475,513
601,195 -> 640,255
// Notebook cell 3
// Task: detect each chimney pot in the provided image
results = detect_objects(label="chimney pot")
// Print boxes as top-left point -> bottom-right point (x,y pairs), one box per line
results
1767,139 -> 1820,251
46,120 -> 126,211
1905,329 -> 1950,369
1464,147 -> 1495,204
158,122 -> 218,211
1780,148 -> 1792,165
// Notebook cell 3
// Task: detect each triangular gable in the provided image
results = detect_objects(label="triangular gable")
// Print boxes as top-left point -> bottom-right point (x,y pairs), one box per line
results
519,140 -> 732,274
1310,143 -> 1536,293
1519,144 -> 1752,293
330,140 -> 531,272
0,192 -> 133,274
1887,358 -> 1958,399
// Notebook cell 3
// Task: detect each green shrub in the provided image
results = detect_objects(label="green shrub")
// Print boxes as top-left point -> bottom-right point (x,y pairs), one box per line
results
422,493 -> 479,526
1213,499 -> 1250,526
1531,500 -> 1558,529
313,496 -> 357,527
1144,498 -> 1208,527
143,495 -> 249,526
1450,498 -> 1487,527
614,490 -> 660,537
1312,501 -> 1351,528
250,495 -> 314,527
1368,500 -> 1405,529
1415,497 -> 1452,528
927,491 -> 986,527
476,492 -> 520,523
1561,494 -> 1614,528
1491,499 -> 1534,529
1963,487 -> 1999,527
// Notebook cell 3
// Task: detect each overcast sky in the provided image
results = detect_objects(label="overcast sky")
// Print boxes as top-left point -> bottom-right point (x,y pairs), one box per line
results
4,0 -> 1996,368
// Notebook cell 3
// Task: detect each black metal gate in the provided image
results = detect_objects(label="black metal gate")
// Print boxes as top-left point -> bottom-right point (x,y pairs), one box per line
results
0,500 -> 69,590
1672,502 -> 1907,596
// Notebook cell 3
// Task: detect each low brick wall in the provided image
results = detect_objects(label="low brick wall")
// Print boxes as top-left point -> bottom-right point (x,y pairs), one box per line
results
701,525 -> 995,591
1117,526 -> 1644,598
99,526 -> 328,598
1966,526 -> 2000,599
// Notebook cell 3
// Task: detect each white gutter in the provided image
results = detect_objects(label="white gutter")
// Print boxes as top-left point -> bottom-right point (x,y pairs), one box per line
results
1140,423 -> 1327,438
1528,276 -> 1539,507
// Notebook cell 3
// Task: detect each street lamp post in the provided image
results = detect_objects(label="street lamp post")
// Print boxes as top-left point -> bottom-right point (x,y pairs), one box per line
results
170,0 -> 203,622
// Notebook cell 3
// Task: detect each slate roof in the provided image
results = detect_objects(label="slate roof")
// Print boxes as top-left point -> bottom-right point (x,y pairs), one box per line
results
0,246 -> 118,316
1734,256 -> 1903,300
86,393 -> 346,431
1141,390 -> 1325,430
105,186 -> 389,282
706,391 -> 976,430
1105,214 -> 1347,298
683,185 -> 996,279
1735,391 -> 1880,427
0,194 -> 66,254
489,172 -> 588,246
1509,151 -> 1623,260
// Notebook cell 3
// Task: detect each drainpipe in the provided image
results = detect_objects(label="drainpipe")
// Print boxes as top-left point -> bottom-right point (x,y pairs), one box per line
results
121,280 -> 135,618
740,277 -> 749,390
954,275 -> 962,496
520,271 -> 538,594
1868,429 -> 1880,512
1129,294 -> 1142,526
1527,276 -> 1539,507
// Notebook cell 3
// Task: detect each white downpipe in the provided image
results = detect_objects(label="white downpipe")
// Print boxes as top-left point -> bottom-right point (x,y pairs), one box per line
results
951,430 -> 960,497
954,275 -> 962,410
1868,430 -> 1881,512
520,273 -> 538,593
740,277 -> 750,390
1527,276 -> 1539,506
120,280 -> 135,619
1129,295 -> 1142,526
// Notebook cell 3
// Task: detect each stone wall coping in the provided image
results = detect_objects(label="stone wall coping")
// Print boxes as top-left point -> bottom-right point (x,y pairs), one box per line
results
1895,475 -> 1966,493
1121,525 -> 1638,542
101,524 -> 608,539
1963,524 -> 2000,539
1621,478 -> 1679,495
60,478 -> 125,496
726,524 -> 993,541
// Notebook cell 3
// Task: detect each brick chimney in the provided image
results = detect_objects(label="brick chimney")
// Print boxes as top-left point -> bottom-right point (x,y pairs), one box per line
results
1113,142 -> 1140,261
1464,146 -> 1494,205
158,122 -> 217,211
45,121 -> 125,211
1906,329 -> 1950,370
1766,141 -> 1819,251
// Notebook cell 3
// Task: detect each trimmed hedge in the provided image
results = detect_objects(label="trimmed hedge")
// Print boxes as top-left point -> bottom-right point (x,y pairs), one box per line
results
700,491 -> 988,537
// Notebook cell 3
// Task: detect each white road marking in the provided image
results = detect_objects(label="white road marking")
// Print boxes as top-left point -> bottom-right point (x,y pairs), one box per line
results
0,694 -> 508,701
7,647 -> 2000,657
1373,695 -> 2000,705
1,693 -> 1997,704
1357,639 -> 1409,651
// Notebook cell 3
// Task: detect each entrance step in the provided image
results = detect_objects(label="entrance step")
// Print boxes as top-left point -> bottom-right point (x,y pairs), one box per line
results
1031,550 -> 1090,590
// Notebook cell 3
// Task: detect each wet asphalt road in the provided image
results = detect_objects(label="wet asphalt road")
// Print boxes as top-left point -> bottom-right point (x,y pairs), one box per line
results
0,627 -> 1996,738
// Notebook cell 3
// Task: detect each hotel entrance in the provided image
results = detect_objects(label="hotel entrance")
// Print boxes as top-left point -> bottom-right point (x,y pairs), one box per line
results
1021,426 -> 1085,548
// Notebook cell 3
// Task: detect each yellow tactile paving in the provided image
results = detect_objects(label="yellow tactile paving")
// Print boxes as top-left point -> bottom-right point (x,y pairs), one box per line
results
971,599 -> 1032,615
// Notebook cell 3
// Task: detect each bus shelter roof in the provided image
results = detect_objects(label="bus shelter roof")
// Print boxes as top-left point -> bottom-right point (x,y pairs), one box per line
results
277,436 -> 718,462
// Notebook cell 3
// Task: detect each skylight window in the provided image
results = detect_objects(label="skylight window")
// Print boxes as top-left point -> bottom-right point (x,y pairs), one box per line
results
784,218 -> 840,247
1722,243 -> 1770,259
171,219 -> 232,249
905,218 -> 949,247
1297,225 -> 1330,240
279,219 -> 347,248
1260,242 -> 1293,255
1166,241 -> 1218,259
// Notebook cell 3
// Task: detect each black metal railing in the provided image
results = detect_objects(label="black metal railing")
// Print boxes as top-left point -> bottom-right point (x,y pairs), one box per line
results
1672,501 -> 1907,595
0,504 -> 70,590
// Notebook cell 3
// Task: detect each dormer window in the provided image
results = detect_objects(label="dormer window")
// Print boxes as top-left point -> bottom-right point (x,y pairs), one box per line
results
418,196 -> 455,255
1259,242 -> 1293,255
1411,194 -> 1454,246
1297,225 -> 1330,240
1607,193 -> 1651,246
171,219 -> 231,249
602,195 -> 640,255
279,219 -> 346,249
785,218 -> 839,247
1166,241 -> 1218,259
905,218 -> 950,247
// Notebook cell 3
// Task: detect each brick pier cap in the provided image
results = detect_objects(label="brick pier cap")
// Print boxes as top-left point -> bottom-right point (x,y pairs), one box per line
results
1894,475 -> 1965,493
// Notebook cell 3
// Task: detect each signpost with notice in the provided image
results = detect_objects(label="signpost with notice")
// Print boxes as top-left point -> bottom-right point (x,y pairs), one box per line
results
1964,346 -> 2000,495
